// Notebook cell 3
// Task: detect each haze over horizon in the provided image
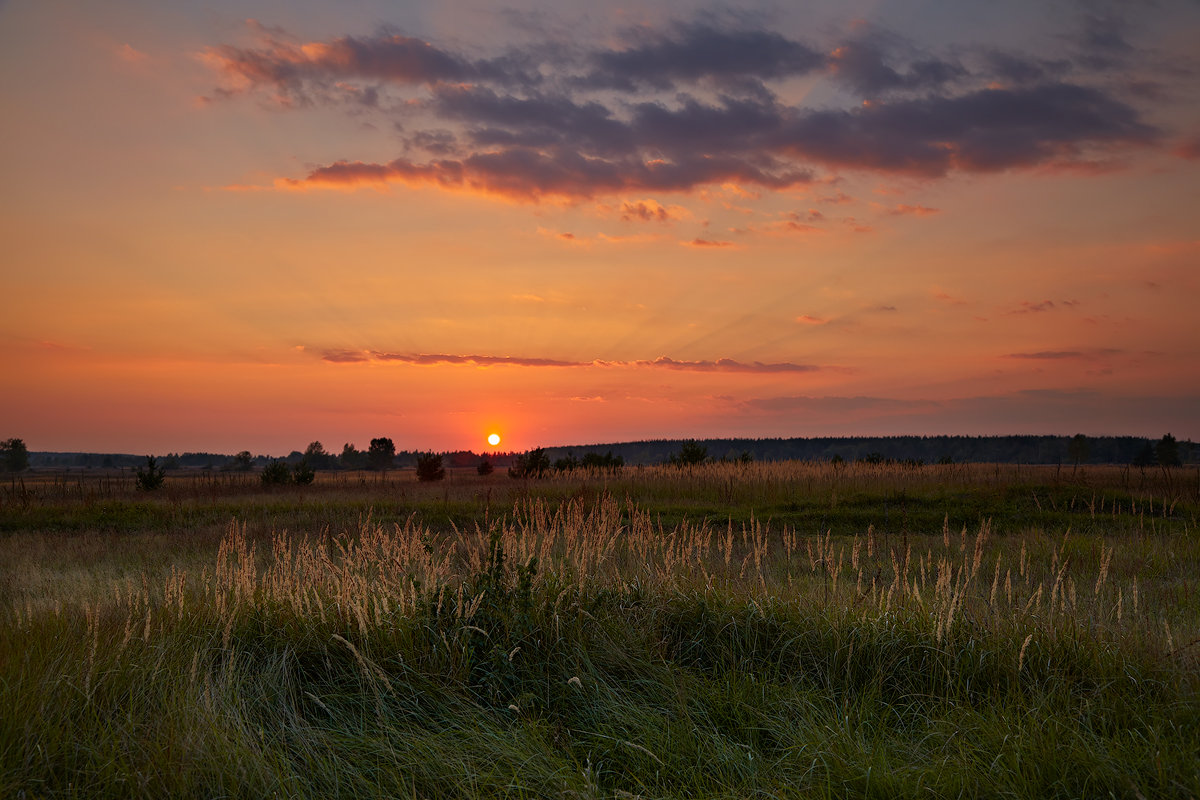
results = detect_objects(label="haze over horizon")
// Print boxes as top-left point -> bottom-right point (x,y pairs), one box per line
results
2,0 -> 1198,455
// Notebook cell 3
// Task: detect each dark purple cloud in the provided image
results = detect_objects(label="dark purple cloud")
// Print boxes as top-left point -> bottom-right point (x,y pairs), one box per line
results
208,17 -> 1170,198
581,24 -> 825,91
829,38 -> 965,97
776,83 -> 1157,176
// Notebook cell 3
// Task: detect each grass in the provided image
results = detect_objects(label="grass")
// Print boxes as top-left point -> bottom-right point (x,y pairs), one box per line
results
1,462 -> 1198,798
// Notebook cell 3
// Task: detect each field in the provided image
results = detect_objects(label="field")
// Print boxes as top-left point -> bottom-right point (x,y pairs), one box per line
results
2,461 -> 1198,798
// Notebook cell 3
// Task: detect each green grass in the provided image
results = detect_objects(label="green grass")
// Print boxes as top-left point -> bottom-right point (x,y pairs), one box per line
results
1,463 -> 1198,798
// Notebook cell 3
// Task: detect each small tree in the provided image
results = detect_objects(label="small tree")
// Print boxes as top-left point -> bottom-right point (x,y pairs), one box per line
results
1157,433 -> 1181,467
135,456 -> 166,491
1068,434 -> 1090,466
509,448 -> 550,479
261,460 -> 292,486
367,437 -> 396,471
477,457 -> 494,476
232,450 -> 254,471
340,443 -> 366,470
1132,442 -> 1156,468
668,440 -> 707,467
416,452 -> 445,482
1,438 -> 29,472
303,441 -> 333,470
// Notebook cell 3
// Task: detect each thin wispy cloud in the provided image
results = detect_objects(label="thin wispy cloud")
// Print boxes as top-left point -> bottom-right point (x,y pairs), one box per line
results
318,350 -> 821,374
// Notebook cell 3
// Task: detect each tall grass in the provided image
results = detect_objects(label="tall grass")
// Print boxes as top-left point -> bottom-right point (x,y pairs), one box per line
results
2,466 -> 1198,798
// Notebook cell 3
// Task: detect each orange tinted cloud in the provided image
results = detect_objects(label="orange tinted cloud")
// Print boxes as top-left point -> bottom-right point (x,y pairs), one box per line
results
317,350 -> 822,374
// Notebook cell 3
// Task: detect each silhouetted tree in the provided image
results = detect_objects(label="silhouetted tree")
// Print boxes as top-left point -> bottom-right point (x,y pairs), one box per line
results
1,438 -> 29,472
261,460 -> 292,486
135,456 -> 166,491
668,440 -> 708,467
367,437 -> 396,471
477,457 -> 494,476
509,448 -> 550,478
232,450 -> 254,471
340,443 -> 366,470
1132,442 -> 1156,467
303,441 -> 334,470
1157,433 -> 1181,467
581,451 -> 623,473
1068,434 -> 1090,466
416,452 -> 445,482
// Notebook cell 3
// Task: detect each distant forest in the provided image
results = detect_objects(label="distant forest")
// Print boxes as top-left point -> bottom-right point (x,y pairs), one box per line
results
24,434 -> 1195,470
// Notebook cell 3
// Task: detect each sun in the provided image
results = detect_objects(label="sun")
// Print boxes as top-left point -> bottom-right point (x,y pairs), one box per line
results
487,433 -> 501,447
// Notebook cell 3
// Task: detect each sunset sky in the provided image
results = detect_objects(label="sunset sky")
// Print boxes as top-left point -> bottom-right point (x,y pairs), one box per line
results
2,0 -> 1198,456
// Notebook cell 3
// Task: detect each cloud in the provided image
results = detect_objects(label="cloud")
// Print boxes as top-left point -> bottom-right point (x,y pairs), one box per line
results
315,350 -> 822,374
1008,300 -> 1060,314
618,199 -> 689,223
581,23 -> 825,91
795,315 -> 827,325
633,356 -> 819,373
117,43 -> 149,64
200,22 -> 514,106
683,238 -> 736,248
372,352 -> 584,367
887,204 -> 940,216
774,83 -> 1157,176
828,36 -> 965,97
1003,348 -> 1121,360
207,19 -> 1165,199
321,349 -> 370,363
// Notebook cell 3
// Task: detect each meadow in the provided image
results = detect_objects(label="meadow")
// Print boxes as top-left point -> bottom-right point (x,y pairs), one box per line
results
2,461 -> 1198,798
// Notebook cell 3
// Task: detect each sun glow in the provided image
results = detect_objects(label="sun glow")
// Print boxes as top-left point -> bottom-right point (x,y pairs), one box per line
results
487,433 -> 501,447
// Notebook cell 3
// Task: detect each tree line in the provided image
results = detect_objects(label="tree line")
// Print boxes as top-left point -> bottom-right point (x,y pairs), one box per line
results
4,433 -> 1193,478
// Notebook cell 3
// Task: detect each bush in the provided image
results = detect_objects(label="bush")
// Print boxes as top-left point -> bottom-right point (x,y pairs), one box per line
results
416,452 -> 445,482
477,457 -> 494,476
134,456 -> 166,491
292,459 -> 316,485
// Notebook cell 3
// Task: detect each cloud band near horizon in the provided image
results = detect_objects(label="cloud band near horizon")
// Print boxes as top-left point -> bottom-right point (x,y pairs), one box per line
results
320,350 -> 822,373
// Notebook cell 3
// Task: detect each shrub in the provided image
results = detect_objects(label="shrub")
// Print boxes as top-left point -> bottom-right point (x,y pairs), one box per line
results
416,452 -> 445,482
477,457 -> 494,476
292,459 -> 316,485
134,456 -> 166,491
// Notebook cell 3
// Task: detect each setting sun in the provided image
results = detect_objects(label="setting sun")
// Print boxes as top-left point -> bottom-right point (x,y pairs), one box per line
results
487,433 -> 501,447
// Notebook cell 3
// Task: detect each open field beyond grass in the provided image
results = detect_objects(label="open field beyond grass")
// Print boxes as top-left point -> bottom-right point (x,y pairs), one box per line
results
2,462 -> 1198,798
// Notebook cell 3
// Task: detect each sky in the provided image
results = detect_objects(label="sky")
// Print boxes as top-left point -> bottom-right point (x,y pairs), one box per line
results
2,0 -> 1198,456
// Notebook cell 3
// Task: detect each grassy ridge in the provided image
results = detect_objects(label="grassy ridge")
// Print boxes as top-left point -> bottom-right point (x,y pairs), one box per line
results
2,464 -> 1198,798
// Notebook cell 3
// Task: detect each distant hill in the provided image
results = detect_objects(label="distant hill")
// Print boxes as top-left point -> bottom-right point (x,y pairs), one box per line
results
24,434 -> 1194,470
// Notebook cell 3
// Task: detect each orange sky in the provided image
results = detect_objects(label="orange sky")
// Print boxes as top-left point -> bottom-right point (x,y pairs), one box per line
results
1,1 -> 1198,455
